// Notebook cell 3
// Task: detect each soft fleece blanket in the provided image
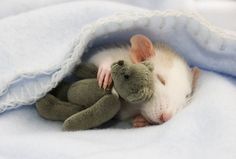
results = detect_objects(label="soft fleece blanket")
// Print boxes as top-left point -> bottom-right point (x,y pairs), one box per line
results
0,1 -> 236,159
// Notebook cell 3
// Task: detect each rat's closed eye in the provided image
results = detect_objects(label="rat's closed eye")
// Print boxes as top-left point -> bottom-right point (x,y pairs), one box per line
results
185,92 -> 193,99
157,74 -> 165,85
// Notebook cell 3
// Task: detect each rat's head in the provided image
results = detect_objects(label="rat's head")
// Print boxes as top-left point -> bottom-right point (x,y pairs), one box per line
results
111,60 -> 154,103
140,63 -> 200,124
129,34 -> 200,124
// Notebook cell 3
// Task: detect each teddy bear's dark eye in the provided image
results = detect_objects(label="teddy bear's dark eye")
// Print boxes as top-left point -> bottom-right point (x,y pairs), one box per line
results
124,74 -> 129,80
117,60 -> 124,66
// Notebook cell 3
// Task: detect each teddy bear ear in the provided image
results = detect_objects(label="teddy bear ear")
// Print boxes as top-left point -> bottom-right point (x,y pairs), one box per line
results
129,34 -> 155,63
141,61 -> 154,72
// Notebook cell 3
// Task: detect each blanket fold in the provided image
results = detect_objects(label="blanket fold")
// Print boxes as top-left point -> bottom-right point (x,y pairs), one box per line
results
0,1 -> 235,112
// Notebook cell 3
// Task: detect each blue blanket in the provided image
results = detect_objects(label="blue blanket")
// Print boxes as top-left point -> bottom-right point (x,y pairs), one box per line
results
0,1 -> 236,159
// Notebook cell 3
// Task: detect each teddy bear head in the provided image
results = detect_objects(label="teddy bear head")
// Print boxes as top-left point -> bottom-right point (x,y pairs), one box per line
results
111,60 -> 154,103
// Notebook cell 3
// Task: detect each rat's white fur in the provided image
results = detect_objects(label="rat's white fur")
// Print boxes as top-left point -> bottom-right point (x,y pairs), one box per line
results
88,46 -> 131,66
141,44 -> 193,123
88,44 -> 193,123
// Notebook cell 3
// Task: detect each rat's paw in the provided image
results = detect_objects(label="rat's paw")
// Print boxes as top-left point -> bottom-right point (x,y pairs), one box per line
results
132,115 -> 150,128
97,65 -> 112,89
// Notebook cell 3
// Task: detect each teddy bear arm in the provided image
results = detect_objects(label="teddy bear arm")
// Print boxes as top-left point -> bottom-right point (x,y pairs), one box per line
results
36,94 -> 85,121
74,63 -> 98,79
63,94 -> 120,131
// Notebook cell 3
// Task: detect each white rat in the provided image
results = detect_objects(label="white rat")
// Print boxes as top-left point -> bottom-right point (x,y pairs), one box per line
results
87,34 -> 200,127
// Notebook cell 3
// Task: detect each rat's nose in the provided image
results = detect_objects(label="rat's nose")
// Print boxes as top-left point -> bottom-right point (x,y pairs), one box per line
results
159,113 -> 172,122
117,60 -> 124,66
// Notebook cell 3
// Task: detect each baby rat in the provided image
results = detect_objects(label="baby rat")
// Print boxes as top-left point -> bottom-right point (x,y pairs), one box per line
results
88,34 -> 200,127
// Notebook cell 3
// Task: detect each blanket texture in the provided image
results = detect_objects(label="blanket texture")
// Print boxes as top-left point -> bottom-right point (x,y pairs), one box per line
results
0,1 -> 236,159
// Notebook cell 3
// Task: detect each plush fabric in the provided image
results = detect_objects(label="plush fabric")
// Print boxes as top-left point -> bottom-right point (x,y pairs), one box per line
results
0,1 -> 236,159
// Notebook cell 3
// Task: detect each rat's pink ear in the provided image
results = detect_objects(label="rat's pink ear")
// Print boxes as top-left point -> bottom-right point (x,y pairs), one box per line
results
192,67 -> 200,91
130,34 -> 155,63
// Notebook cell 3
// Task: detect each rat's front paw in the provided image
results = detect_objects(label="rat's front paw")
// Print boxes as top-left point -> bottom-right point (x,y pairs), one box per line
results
97,64 -> 112,89
132,115 -> 150,128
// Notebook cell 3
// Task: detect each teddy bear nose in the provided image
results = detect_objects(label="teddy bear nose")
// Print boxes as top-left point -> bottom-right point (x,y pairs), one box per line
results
117,60 -> 124,66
